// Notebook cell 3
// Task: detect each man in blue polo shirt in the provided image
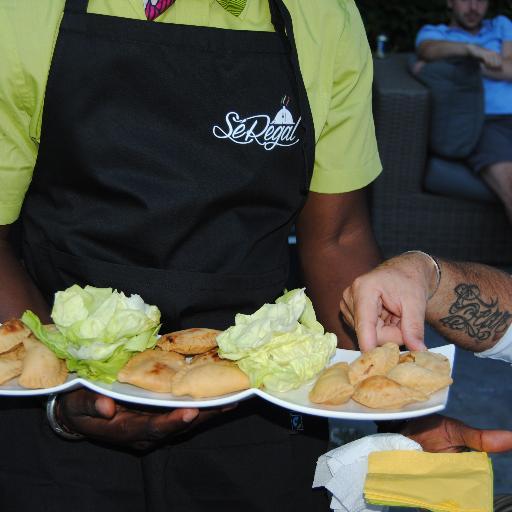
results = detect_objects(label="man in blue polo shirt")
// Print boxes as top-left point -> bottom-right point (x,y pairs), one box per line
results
416,0 -> 512,223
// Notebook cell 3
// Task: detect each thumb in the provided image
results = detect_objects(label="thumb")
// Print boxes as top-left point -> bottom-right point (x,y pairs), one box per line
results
462,426 -> 512,453
64,388 -> 116,419
94,395 -> 117,418
466,429 -> 512,453
481,430 -> 512,453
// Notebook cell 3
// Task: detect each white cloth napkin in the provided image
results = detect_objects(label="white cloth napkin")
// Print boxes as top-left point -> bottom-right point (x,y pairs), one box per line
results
313,433 -> 422,512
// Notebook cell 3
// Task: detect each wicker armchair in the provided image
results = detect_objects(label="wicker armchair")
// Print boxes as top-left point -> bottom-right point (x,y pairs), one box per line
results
371,53 -> 512,266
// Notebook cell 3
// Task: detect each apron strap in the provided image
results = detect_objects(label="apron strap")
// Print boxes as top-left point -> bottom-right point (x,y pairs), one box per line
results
64,0 -> 88,14
268,0 -> 286,39
269,0 -> 316,182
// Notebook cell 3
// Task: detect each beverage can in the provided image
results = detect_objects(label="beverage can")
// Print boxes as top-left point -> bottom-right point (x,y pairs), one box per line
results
376,34 -> 388,59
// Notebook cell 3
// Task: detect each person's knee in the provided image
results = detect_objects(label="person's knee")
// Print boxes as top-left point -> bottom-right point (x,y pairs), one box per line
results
482,162 -> 512,191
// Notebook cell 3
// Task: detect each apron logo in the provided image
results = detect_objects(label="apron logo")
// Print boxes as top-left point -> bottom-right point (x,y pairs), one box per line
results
212,96 -> 301,151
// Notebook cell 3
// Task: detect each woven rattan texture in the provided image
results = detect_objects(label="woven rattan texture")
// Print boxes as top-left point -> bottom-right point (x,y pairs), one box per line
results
371,54 -> 512,265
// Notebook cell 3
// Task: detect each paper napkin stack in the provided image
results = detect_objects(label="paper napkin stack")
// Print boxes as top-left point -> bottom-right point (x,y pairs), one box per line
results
313,433 -> 422,512
314,434 -> 494,512
365,450 -> 493,512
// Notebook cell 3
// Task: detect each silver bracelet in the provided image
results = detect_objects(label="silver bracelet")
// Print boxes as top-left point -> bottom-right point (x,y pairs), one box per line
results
46,393 -> 84,441
402,250 -> 441,300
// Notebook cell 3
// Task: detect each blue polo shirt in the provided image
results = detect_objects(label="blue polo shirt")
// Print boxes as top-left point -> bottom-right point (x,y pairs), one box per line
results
416,15 -> 512,115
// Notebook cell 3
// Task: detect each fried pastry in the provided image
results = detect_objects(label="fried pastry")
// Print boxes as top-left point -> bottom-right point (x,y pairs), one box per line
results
0,343 -> 26,362
118,349 -> 186,393
398,352 -> 415,364
352,375 -> 428,409
399,350 -> 451,376
189,348 -> 227,366
387,362 -> 453,395
0,358 -> 23,385
18,335 -> 68,389
348,342 -> 400,386
0,343 -> 26,385
309,362 -> 354,405
171,362 -> 250,398
157,328 -> 221,355
0,318 -> 31,354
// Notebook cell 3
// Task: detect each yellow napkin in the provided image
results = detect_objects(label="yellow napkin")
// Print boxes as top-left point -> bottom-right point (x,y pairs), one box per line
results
364,450 -> 493,512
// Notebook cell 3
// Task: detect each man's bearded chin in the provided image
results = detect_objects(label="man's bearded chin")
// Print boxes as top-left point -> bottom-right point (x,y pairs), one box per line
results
454,11 -> 486,32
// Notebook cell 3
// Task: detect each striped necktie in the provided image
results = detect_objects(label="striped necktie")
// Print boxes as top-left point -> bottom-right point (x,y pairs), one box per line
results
144,0 -> 175,21
144,0 -> 247,21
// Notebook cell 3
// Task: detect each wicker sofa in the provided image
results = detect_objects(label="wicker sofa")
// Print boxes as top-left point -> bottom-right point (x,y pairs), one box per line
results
370,53 -> 512,266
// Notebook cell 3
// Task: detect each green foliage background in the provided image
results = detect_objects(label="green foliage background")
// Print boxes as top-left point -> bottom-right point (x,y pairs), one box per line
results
355,0 -> 512,53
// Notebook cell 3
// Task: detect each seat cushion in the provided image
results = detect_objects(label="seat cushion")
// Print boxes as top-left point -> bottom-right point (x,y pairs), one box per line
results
424,157 -> 497,203
410,56 -> 484,159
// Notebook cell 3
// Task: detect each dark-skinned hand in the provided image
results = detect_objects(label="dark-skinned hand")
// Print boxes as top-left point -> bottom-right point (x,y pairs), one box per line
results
402,414 -> 512,453
57,387 -> 234,451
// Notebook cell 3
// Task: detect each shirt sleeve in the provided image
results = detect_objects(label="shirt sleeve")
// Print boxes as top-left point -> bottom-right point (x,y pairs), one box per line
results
0,6 -> 38,225
475,321 -> 512,364
415,24 -> 447,48
474,273 -> 512,364
309,1 -> 381,194
497,15 -> 512,42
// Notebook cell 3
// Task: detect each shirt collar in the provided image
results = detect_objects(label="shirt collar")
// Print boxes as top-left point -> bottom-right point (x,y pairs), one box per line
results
216,0 -> 247,17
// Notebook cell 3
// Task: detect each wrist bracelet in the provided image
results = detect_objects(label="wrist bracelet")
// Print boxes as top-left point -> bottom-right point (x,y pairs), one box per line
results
46,393 -> 84,441
402,250 -> 441,300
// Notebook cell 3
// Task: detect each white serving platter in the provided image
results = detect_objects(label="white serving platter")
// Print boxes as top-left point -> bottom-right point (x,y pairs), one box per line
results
0,344 -> 455,421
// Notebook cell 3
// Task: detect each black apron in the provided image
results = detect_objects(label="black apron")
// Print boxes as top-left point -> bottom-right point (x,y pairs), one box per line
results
0,1 -> 329,510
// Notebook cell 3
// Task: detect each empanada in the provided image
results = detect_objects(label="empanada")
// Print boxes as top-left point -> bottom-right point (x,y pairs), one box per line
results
348,343 -> 400,386
309,362 -> 354,405
387,362 -> 453,395
171,362 -> 250,398
0,318 -> 31,354
118,349 -> 186,393
0,343 -> 26,362
0,358 -> 23,385
399,351 -> 451,376
18,335 -> 68,389
158,328 -> 220,355
189,348 -> 227,366
352,375 -> 428,409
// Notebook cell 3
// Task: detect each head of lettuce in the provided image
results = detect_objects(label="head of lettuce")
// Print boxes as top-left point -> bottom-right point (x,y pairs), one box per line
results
21,285 -> 161,382
217,288 -> 336,393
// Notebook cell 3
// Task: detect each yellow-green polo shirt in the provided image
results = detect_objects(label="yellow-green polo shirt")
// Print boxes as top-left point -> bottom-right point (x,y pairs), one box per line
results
0,0 -> 381,224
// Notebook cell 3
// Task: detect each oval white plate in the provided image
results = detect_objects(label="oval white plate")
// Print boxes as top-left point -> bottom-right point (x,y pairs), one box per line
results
0,345 -> 455,420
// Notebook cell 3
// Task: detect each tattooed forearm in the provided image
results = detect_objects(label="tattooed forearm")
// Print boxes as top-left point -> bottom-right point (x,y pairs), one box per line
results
440,283 -> 512,343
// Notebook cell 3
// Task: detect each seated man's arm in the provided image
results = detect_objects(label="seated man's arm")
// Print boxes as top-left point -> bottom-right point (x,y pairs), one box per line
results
415,23 -> 503,68
480,40 -> 512,81
417,39 -> 502,69
418,39 -> 473,60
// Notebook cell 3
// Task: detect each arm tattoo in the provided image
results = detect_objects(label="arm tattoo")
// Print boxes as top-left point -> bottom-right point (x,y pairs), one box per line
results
440,283 -> 512,343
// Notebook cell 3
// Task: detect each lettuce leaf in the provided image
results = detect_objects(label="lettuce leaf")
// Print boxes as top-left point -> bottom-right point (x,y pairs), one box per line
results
217,289 -> 336,392
21,285 -> 161,383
